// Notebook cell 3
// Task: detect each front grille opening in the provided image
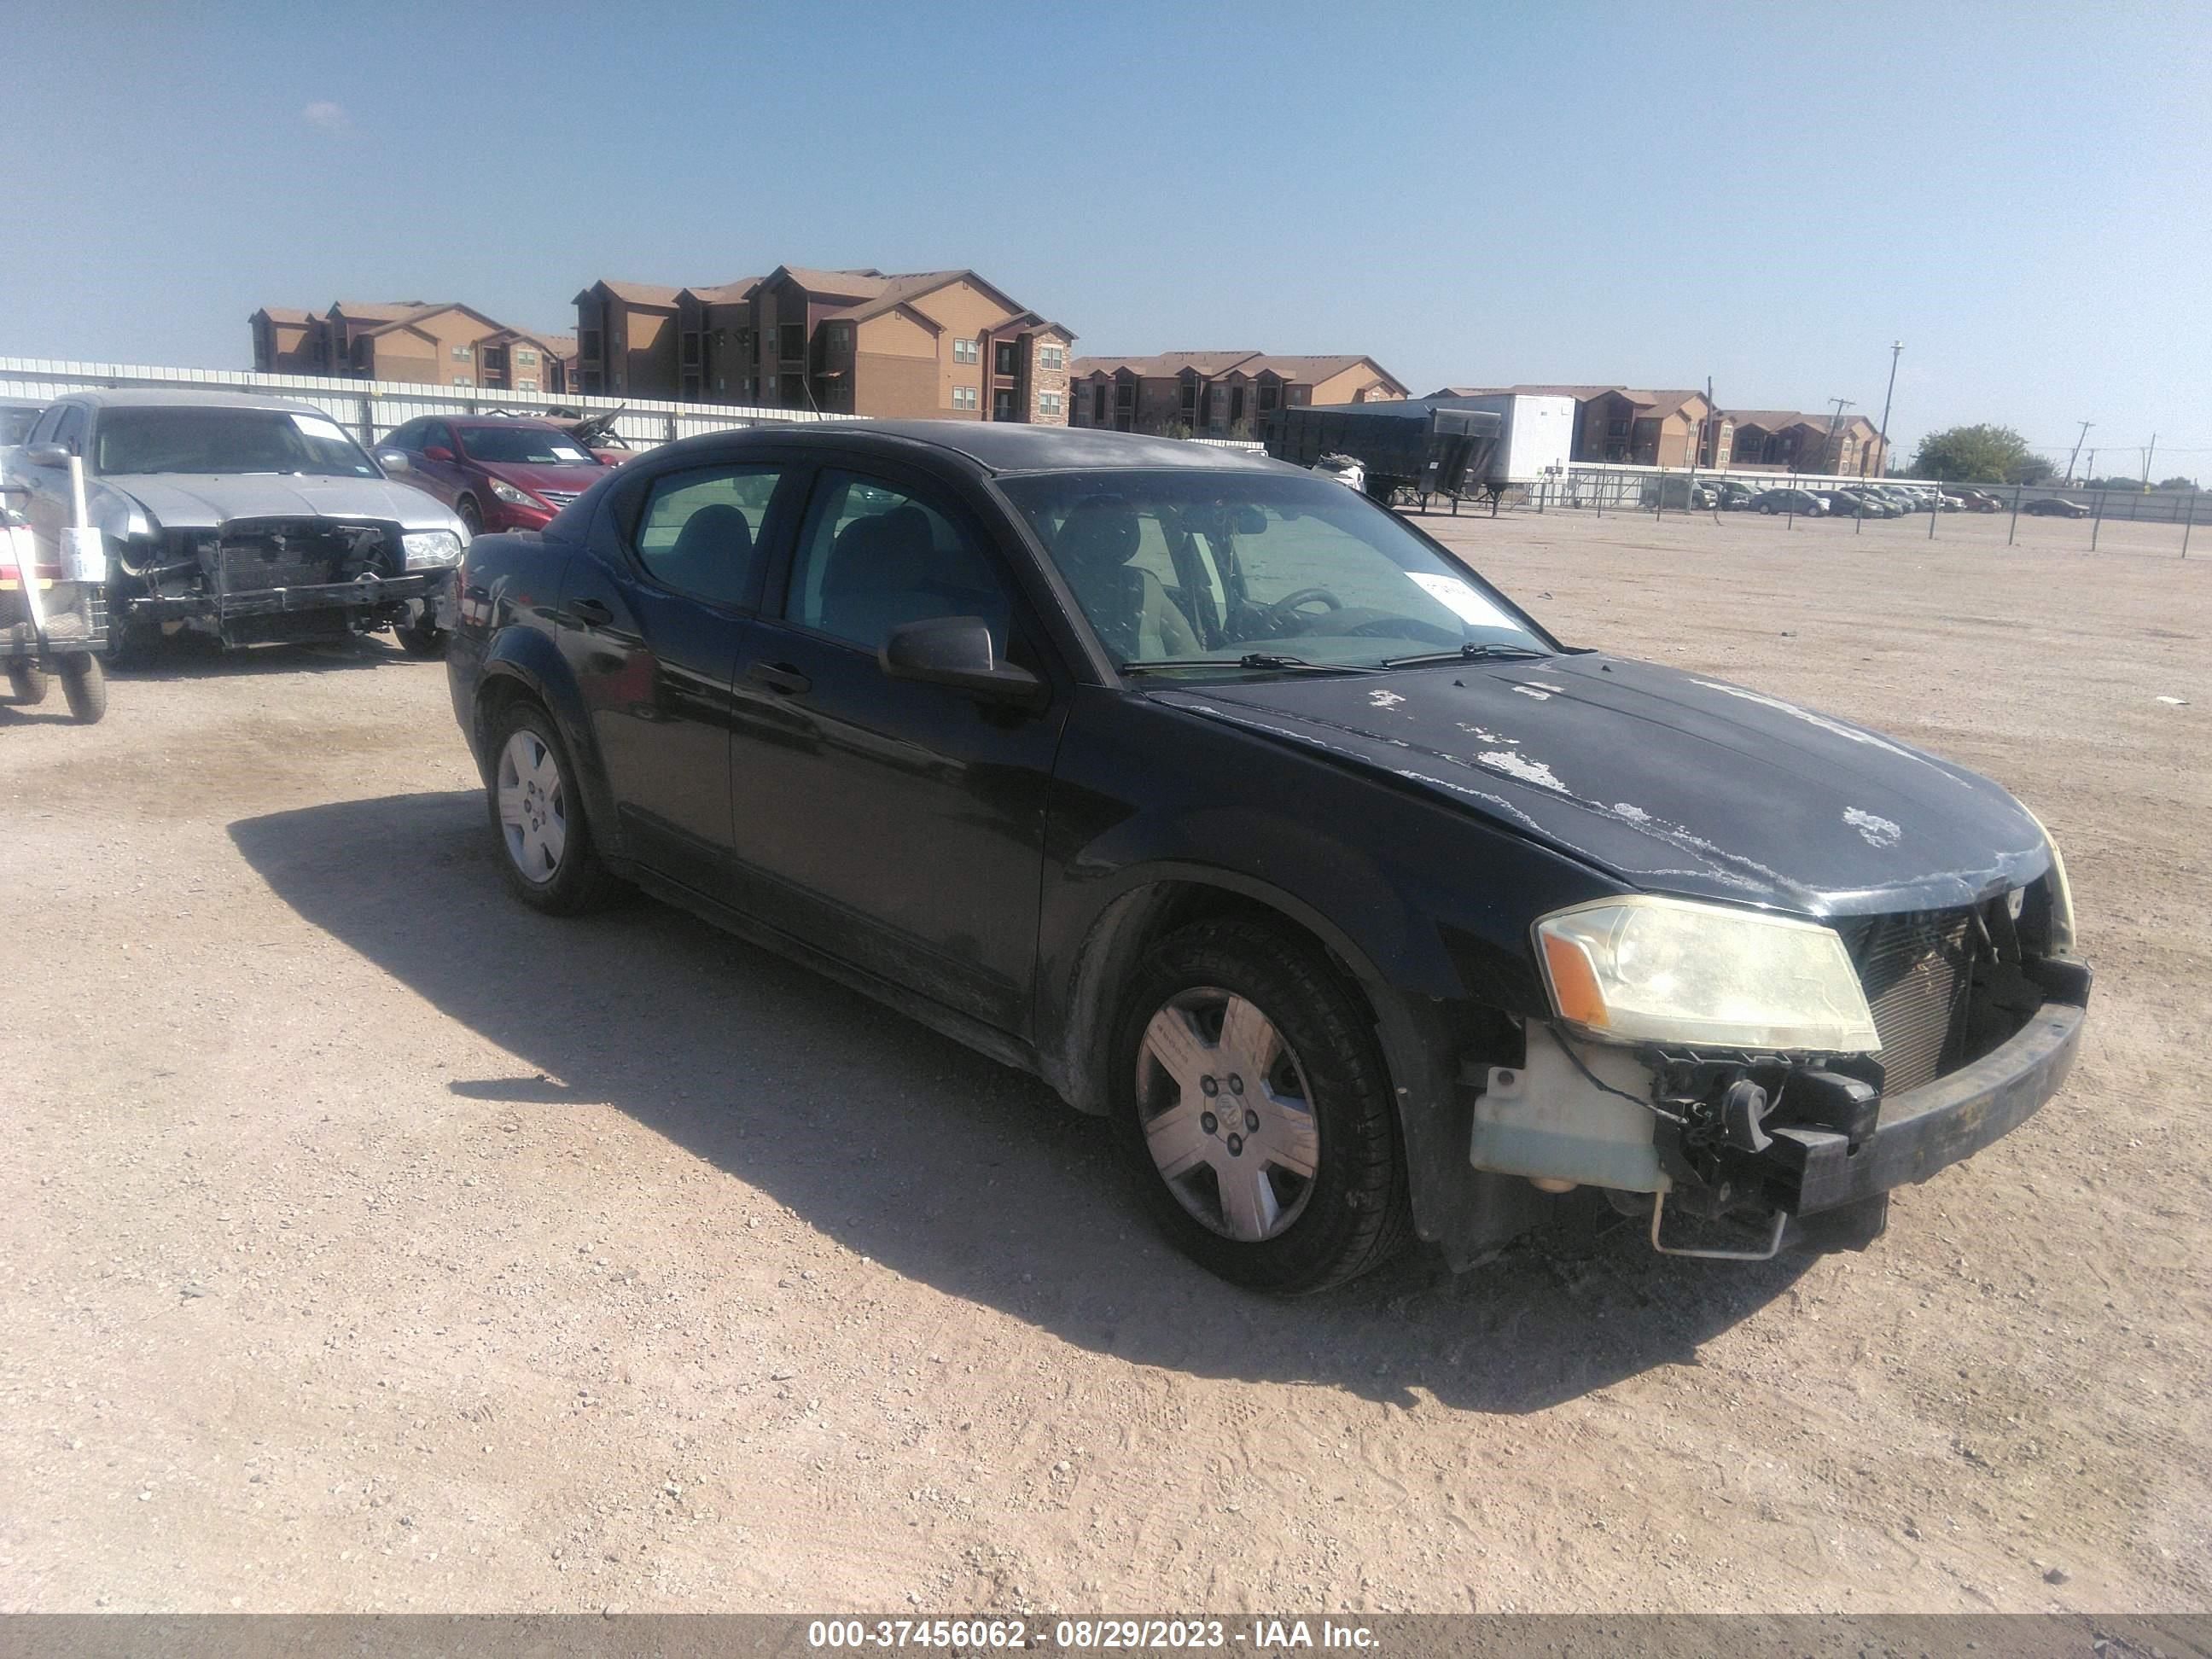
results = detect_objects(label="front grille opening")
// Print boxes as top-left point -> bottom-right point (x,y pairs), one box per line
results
1834,908 -> 1976,1093
213,519 -> 395,591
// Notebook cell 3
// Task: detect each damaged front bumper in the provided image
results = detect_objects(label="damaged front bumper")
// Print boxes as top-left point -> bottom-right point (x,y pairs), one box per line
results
1469,959 -> 2090,1258
123,570 -> 447,621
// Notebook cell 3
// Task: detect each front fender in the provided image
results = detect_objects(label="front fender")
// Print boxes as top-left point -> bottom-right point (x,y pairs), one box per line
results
1036,690 -> 1627,1266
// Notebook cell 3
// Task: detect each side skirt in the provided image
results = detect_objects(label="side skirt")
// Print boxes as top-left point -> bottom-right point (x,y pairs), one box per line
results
623,863 -> 1049,1087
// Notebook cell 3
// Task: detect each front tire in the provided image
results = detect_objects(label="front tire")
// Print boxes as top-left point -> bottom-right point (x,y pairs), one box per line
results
59,655 -> 107,723
457,499 -> 484,537
5,663 -> 49,704
393,618 -> 447,658
1110,917 -> 1412,1294
486,700 -> 621,915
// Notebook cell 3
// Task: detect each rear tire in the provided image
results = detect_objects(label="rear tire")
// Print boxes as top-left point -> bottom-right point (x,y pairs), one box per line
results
5,663 -> 49,704
485,699 -> 622,915
59,655 -> 107,724
1109,917 -> 1412,1294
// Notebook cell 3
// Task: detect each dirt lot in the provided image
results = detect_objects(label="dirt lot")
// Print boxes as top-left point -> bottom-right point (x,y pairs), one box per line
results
0,507 -> 2205,1615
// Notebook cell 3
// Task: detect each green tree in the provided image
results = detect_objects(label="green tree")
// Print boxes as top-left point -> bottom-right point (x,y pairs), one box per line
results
1910,423 -> 2046,484
2158,475 -> 2197,492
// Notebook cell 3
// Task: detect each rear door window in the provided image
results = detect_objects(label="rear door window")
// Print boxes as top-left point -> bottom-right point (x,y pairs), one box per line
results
632,464 -> 784,607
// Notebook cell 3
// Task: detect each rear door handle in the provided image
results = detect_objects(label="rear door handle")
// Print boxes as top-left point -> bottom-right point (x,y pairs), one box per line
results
570,597 -> 612,626
746,661 -> 811,696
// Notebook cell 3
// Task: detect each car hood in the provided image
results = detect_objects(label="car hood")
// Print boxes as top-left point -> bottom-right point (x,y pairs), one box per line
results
1152,654 -> 2052,916
479,461 -> 609,496
102,474 -> 466,533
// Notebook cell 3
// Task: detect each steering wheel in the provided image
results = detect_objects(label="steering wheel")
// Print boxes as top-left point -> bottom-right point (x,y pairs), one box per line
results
1260,586 -> 1343,632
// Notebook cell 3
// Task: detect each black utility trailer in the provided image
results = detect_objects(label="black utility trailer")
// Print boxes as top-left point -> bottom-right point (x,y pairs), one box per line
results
1260,404 -> 1503,506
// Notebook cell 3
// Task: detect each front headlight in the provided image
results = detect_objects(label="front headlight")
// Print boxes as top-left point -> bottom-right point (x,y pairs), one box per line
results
402,530 -> 463,570
486,477 -> 546,509
1535,896 -> 1879,1052
2022,808 -> 2076,956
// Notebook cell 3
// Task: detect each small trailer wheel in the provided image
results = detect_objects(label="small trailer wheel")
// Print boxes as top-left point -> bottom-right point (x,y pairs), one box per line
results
59,655 -> 108,724
4,663 -> 49,705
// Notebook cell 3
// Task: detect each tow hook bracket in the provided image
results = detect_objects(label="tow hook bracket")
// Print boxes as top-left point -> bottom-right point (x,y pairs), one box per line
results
1648,1189 -> 1786,1260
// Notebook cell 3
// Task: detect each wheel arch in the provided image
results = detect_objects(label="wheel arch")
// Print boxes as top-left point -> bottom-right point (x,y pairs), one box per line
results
1041,866 -> 1425,1121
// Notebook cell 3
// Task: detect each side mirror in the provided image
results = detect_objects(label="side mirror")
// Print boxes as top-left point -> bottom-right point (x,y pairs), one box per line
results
1231,504 -> 1268,534
26,443 -> 70,469
881,616 -> 1044,707
423,445 -> 455,463
375,448 -> 411,473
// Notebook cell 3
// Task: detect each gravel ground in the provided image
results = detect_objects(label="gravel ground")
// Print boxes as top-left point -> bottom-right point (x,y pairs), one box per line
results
0,505 -> 2204,1615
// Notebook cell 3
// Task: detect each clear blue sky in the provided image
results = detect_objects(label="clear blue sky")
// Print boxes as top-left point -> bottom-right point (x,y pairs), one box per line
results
11,1 -> 2210,471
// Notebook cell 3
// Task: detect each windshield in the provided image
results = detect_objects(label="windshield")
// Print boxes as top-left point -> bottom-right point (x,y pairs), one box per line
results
998,469 -> 1551,673
93,407 -> 378,477
455,425 -> 598,466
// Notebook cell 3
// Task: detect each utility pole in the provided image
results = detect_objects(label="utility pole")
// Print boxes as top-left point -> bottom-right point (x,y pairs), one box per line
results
2065,420 -> 2093,485
2141,434 -> 2157,489
1823,397 -> 1855,476
1871,341 -> 1901,479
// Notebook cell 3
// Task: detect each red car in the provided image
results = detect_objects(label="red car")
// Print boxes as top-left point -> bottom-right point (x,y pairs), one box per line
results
375,416 -> 609,534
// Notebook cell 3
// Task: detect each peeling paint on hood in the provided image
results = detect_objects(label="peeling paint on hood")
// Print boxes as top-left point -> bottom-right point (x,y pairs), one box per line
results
1150,655 -> 2052,917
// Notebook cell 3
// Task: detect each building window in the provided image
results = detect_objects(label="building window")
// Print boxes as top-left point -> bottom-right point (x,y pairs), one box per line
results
682,332 -> 701,365
1608,418 -> 1629,436
580,329 -> 602,362
518,378 -> 538,391
1115,381 -> 1135,409
952,386 -> 979,410
452,344 -> 473,359
953,339 -> 979,364
1180,381 -> 1198,415
1258,385 -> 1279,413
1039,345 -> 1064,370
826,323 -> 850,351
995,341 -> 1018,375
453,375 -> 473,387
517,348 -> 538,367
1038,392 -> 1062,415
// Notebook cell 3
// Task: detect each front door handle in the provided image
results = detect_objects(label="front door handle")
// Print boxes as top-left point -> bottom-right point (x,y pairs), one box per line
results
746,661 -> 811,696
570,597 -> 612,626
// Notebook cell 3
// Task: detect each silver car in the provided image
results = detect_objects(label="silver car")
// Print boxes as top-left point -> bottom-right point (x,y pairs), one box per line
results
4,389 -> 469,659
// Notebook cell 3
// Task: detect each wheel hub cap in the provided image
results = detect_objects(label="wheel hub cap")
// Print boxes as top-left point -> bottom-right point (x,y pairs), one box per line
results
1136,987 -> 1319,1243
496,731 -> 568,882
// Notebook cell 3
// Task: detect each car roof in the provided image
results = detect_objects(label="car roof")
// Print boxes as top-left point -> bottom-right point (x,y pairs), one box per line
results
49,387 -> 340,418
678,419 -> 1299,479
447,416 -> 569,430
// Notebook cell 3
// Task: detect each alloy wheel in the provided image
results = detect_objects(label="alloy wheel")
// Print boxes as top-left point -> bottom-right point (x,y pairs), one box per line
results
1135,986 -> 1320,1243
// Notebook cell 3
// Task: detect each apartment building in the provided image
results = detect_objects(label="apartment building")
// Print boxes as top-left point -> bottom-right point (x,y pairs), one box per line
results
1068,352 -> 1407,434
1433,385 -> 1714,467
574,265 -> 1073,422
1726,410 -> 1887,476
249,303 -> 573,393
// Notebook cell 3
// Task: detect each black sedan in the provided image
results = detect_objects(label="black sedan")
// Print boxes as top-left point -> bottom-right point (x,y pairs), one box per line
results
2023,497 -> 2092,518
446,422 -> 2088,1292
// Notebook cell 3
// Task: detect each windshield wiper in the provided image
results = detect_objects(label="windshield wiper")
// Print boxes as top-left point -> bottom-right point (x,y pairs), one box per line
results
1380,642 -> 1552,668
1120,653 -> 1381,675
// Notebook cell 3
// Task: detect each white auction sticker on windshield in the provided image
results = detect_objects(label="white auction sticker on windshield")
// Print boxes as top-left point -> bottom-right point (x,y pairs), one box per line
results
1406,570 -> 1514,627
550,445 -> 590,462
289,413 -> 350,445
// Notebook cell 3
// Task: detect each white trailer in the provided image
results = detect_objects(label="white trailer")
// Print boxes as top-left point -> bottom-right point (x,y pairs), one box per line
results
1423,393 -> 1577,486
